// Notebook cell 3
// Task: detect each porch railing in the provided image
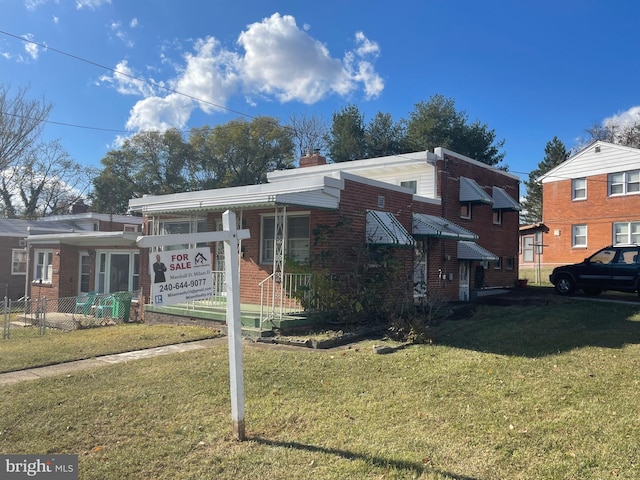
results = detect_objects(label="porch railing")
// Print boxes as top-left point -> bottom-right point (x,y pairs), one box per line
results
185,270 -> 227,309
259,272 -> 312,329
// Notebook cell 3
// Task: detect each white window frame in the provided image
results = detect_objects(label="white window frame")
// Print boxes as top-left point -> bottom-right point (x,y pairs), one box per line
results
260,213 -> 310,264
96,250 -> 140,294
613,221 -> 640,245
609,170 -> 640,196
33,249 -> 54,283
156,217 -> 207,250
400,180 -> 417,194
12,248 -> 27,275
572,178 -> 586,200
572,224 -> 587,248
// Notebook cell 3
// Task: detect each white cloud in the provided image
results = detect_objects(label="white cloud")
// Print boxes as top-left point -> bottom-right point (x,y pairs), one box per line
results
98,60 -> 157,96
603,106 -> 640,129
109,20 -> 134,48
22,33 -> 40,60
125,93 -> 193,131
106,12 -> 384,132
76,0 -> 111,9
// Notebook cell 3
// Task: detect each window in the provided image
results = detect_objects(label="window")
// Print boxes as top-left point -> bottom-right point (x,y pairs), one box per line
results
494,256 -> 502,270
157,218 -> 207,250
34,250 -> 53,282
11,249 -> 27,275
96,251 -> 140,294
261,215 -> 310,264
400,180 -> 417,194
492,209 -> 502,225
79,253 -> 92,293
522,236 -> 534,262
609,170 -> 640,196
613,222 -> 640,244
572,224 -> 587,248
460,202 -> 471,219
505,257 -> 514,270
572,178 -> 586,200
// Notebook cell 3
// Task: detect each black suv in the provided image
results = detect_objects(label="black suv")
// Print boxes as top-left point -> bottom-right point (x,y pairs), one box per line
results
549,244 -> 640,296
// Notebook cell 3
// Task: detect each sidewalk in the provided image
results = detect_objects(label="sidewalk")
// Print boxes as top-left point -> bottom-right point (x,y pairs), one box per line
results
0,337 -> 228,386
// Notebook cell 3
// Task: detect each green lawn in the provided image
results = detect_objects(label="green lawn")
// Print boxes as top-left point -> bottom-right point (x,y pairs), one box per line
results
1,298 -> 640,479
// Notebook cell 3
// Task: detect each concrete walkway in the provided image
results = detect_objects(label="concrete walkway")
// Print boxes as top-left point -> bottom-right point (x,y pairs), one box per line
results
0,337 -> 228,386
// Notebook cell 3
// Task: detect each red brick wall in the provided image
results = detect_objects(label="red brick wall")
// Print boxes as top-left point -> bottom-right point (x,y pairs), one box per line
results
437,154 -> 520,288
542,174 -> 640,266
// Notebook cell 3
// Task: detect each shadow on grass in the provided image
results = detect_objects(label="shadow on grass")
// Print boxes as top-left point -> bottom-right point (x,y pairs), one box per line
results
434,298 -> 640,357
250,436 -> 480,480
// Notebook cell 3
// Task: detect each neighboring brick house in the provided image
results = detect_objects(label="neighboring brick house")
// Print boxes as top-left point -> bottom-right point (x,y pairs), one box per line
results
538,141 -> 640,267
0,207 -> 142,302
129,148 -> 520,328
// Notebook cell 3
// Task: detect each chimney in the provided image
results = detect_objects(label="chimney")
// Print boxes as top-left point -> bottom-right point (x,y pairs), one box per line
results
71,199 -> 89,214
299,149 -> 326,168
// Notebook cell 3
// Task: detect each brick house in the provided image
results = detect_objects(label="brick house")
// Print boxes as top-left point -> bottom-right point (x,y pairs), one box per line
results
538,141 -> 640,267
129,148 -> 520,329
0,208 -> 142,303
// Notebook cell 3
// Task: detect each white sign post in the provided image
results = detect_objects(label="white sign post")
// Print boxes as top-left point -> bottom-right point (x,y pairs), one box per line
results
137,210 -> 250,441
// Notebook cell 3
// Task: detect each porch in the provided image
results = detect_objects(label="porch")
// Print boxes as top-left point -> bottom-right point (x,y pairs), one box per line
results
143,271 -> 321,337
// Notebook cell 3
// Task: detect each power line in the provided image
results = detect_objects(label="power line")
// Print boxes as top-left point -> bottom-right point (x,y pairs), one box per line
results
0,29 -> 259,121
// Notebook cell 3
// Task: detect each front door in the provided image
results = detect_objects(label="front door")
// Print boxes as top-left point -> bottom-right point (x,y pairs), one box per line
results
459,261 -> 470,301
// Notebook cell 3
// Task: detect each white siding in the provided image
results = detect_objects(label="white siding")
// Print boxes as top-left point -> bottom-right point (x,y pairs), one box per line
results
541,142 -> 640,183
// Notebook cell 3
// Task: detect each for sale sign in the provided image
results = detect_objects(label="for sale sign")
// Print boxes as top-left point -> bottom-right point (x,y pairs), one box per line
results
150,248 -> 213,306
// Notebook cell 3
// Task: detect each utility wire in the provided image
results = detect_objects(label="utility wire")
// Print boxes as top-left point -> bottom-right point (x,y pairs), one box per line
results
0,29 -> 258,121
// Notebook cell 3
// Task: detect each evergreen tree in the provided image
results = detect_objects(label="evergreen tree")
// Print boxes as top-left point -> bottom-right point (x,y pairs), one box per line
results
520,136 -> 569,224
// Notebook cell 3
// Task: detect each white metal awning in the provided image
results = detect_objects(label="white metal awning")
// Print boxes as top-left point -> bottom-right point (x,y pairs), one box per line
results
457,241 -> 499,261
460,177 -> 493,204
412,214 -> 477,240
366,210 -> 415,247
492,186 -> 521,211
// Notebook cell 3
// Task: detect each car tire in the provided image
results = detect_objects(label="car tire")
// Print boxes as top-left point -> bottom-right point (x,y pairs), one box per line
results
554,275 -> 575,295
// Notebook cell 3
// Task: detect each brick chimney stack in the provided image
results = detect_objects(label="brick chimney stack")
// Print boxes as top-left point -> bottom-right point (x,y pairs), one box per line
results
299,149 -> 327,168
71,199 -> 89,214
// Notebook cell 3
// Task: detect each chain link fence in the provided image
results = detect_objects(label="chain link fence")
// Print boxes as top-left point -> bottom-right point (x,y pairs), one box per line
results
2,292 -> 134,340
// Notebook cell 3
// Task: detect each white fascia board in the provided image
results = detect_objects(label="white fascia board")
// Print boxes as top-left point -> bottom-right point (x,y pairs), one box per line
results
129,176 -> 343,214
268,151 -> 435,183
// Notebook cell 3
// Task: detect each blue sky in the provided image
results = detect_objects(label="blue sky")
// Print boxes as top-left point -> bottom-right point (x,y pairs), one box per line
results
1,0 -> 639,189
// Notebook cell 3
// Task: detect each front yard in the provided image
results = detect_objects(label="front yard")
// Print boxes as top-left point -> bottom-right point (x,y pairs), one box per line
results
1,297 -> 639,479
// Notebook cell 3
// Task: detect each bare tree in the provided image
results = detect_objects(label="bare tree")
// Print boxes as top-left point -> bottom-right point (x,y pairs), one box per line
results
1,140 -> 94,218
0,85 -> 52,172
287,112 -> 329,157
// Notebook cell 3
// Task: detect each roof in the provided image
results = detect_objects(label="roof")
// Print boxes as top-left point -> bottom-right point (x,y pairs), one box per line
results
129,175 -> 344,214
412,214 -> 477,240
538,141 -> 640,184
129,148 -> 518,215
365,210 -> 414,247
457,241 -> 499,261
492,186 -> 521,210
27,231 -> 140,247
0,218 -> 79,237
460,177 -> 493,204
